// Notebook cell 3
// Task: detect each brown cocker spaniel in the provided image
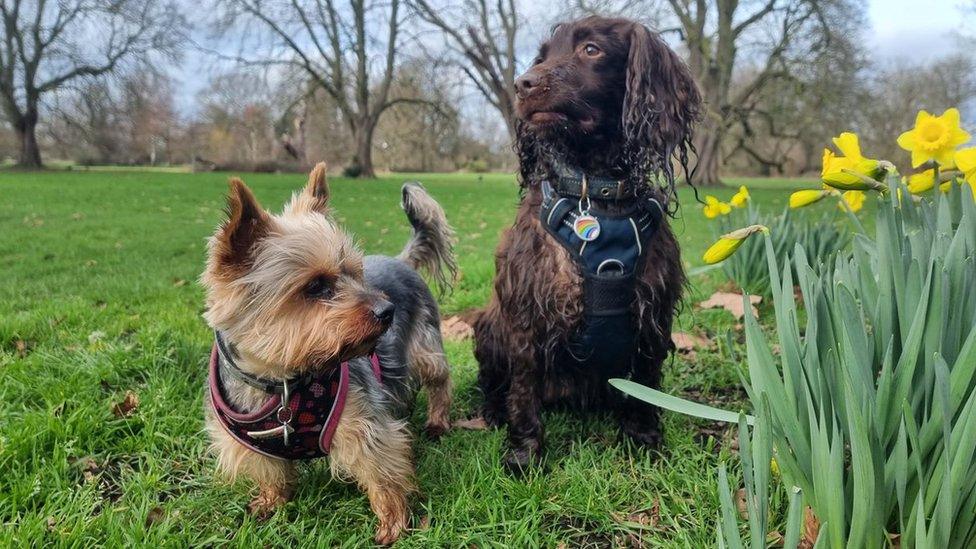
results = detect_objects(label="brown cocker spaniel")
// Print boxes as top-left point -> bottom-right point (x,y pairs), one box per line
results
473,16 -> 702,471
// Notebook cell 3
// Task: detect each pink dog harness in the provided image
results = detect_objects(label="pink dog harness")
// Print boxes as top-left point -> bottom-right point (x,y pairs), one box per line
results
208,334 -> 381,461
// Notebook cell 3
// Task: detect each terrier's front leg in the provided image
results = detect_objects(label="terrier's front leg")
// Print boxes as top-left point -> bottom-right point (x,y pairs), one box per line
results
207,414 -> 296,519
329,384 -> 416,545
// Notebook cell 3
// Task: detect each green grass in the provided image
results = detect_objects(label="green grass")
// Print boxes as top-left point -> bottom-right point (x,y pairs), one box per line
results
0,169 -> 830,546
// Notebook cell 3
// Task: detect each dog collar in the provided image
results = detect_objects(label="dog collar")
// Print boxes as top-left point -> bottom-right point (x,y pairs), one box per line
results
214,330 -> 311,395
549,158 -> 634,201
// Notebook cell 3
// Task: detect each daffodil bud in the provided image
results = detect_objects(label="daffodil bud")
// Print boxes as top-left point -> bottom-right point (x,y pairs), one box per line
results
702,224 -> 769,264
789,190 -> 830,209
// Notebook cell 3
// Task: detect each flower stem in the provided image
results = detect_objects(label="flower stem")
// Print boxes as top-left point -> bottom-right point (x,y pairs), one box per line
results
838,195 -> 867,234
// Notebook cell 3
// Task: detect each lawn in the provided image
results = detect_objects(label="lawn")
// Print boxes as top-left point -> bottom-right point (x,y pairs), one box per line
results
0,169 -> 826,546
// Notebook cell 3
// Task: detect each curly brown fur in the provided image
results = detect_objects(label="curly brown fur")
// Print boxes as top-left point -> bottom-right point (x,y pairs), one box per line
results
201,163 -> 455,544
474,16 -> 700,471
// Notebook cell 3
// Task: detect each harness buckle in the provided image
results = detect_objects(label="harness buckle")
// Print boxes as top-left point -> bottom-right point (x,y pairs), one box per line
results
278,379 -> 293,446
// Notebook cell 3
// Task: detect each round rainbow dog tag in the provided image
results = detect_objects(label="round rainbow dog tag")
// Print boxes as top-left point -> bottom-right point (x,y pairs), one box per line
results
573,214 -> 601,242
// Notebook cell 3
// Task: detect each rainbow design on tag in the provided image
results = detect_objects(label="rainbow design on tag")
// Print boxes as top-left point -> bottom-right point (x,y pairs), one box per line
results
573,215 -> 601,242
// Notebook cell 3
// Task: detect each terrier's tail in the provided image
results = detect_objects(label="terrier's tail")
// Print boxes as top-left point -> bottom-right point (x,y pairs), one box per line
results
398,182 -> 458,294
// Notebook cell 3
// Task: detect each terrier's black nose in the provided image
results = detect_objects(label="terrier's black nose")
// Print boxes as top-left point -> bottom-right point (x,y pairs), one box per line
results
371,300 -> 395,325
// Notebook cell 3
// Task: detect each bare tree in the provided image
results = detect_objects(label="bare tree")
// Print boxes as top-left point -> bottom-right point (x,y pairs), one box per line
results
409,0 -> 520,140
0,0 -> 184,168
214,0 -> 433,178
663,0 -> 846,185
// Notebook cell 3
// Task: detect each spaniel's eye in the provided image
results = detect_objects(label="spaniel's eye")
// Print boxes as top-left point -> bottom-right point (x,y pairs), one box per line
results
533,55 -> 544,65
583,43 -> 601,57
303,276 -> 334,300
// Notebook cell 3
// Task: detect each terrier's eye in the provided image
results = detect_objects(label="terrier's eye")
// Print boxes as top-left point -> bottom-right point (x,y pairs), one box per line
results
582,43 -> 601,57
533,55 -> 544,65
303,275 -> 334,300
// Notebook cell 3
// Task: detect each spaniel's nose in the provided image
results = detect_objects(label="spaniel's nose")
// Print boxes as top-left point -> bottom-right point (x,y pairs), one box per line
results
515,71 -> 542,98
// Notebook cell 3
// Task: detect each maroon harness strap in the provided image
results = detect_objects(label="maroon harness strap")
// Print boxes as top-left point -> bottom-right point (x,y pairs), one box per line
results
208,345 -> 382,461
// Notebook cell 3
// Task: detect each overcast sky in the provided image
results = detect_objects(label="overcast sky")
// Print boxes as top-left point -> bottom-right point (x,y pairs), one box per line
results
174,0 -> 970,115
869,0 -> 965,59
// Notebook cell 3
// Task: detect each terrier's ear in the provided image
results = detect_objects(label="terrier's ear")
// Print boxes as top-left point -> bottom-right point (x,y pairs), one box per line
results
288,162 -> 330,214
215,178 -> 271,274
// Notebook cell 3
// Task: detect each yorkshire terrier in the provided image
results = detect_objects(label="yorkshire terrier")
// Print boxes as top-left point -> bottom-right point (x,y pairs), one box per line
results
201,163 -> 456,544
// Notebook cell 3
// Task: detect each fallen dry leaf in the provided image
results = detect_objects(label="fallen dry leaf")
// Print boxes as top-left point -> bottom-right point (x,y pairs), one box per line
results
735,488 -> 749,520
172,278 -> 187,287
699,292 -> 762,320
672,332 -> 712,353
417,515 -> 431,530
454,416 -> 489,430
800,506 -> 820,548
441,316 -> 473,341
112,391 -> 140,418
145,506 -> 165,527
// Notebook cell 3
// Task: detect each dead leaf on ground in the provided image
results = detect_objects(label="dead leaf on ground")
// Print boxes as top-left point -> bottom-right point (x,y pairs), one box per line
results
453,416 -> 489,430
46,516 -> 58,532
15,339 -> 28,357
441,316 -> 473,341
735,488 -> 749,519
172,278 -> 187,287
699,292 -> 762,320
145,506 -> 165,527
612,498 -> 660,530
417,515 -> 431,530
800,506 -> 820,548
69,456 -> 100,483
672,332 -> 712,353
112,391 -> 140,418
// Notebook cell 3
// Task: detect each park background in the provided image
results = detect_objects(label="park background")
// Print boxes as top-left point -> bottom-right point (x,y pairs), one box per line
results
2,0 -> 976,546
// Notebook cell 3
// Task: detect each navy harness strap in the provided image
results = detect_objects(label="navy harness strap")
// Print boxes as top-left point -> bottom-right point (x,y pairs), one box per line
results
539,180 -> 664,369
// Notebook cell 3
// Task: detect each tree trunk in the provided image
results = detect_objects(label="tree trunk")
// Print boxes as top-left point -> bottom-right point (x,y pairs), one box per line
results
15,113 -> 42,169
350,122 -> 376,178
694,114 -> 724,187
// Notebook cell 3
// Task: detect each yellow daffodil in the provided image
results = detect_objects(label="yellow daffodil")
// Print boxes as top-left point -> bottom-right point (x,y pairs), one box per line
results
897,108 -> 971,168
790,189 -> 830,209
907,169 -> 937,194
702,224 -> 769,264
838,190 -> 865,213
940,181 -> 953,193
703,195 -> 732,219
956,147 -> 976,201
957,148 -> 976,185
820,133 -> 889,191
730,186 -> 750,208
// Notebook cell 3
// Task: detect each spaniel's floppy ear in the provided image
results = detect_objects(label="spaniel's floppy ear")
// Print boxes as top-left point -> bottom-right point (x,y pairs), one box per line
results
623,23 -> 702,177
286,162 -> 330,214
214,177 -> 271,275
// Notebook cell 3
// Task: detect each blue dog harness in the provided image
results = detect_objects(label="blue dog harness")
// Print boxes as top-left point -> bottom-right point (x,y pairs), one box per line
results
539,164 -> 664,371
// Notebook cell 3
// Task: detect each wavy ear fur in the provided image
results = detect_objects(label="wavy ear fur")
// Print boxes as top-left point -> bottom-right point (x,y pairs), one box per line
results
213,178 -> 272,277
623,23 -> 702,197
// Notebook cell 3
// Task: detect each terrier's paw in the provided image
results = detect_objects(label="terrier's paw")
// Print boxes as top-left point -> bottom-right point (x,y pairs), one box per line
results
247,489 -> 289,520
374,513 -> 409,545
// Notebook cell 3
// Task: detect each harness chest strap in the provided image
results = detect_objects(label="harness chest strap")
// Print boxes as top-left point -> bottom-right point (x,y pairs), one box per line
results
208,342 -> 382,461
538,178 -> 664,366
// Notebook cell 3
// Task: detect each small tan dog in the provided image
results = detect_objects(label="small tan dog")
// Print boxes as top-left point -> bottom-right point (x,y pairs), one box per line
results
201,163 -> 456,544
